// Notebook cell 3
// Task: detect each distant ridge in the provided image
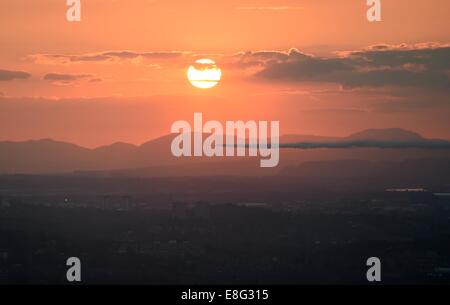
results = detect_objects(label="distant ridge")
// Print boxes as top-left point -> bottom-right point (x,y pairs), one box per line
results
0,128 -> 449,174
280,128 -> 450,149
347,128 -> 424,142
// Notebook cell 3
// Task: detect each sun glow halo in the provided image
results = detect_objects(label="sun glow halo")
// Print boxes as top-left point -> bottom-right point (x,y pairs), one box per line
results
187,59 -> 222,89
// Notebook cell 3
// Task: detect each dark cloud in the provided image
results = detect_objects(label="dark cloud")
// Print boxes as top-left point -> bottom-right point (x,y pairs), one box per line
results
251,43 -> 450,90
43,73 -> 92,81
344,43 -> 450,70
227,48 -> 307,69
258,56 -> 353,81
0,69 -> 31,81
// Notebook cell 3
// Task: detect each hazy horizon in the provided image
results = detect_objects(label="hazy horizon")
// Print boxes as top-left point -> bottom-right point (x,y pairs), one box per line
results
1,0 -> 449,147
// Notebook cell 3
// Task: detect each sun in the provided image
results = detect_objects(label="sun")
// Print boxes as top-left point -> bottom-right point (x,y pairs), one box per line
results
187,59 -> 222,89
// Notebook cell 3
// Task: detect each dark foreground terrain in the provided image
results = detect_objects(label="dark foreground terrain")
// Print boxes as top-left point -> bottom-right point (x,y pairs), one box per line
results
1,174 -> 450,284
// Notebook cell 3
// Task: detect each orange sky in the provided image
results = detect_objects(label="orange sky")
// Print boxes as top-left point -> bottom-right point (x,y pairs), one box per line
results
0,0 -> 449,147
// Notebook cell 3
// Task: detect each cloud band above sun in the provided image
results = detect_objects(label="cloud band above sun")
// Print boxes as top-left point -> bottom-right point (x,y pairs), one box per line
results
8,42 -> 449,92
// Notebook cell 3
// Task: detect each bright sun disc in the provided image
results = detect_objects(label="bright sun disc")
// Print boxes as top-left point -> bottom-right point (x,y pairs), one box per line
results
187,59 -> 222,89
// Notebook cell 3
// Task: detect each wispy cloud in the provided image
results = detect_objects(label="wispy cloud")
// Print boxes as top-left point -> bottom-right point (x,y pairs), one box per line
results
0,69 -> 31,81
43,73 -> 99,85
236,6 -> 302,11
31,51 -> 188,65
43,73 -> 93,81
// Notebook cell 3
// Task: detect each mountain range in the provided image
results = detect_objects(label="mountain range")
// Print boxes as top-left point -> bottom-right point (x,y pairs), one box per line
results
1,128 -> 449,175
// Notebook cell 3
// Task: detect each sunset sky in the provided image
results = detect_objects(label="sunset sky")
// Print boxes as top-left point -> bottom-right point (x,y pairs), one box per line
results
0,0 -> 449,147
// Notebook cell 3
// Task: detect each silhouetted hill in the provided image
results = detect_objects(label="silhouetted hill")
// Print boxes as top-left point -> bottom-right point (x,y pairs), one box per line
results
281,128 -> 426,144
94,142 -> 137,154
281,128 -> 450,149
0,139 -> 90,173
347,128 -> 424,142
1,129 -> 449,175
92,142 -> 138,169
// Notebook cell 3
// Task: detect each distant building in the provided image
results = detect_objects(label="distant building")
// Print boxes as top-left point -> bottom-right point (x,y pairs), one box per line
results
384,188 -> 437,205
0,197 -> 11,209
0,250 -> 8,260
192,201 -> 211,219
385,188 -> 427,193
172,201 -> 188,218
236,202 -> 269,209
433,193 -> 450,210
